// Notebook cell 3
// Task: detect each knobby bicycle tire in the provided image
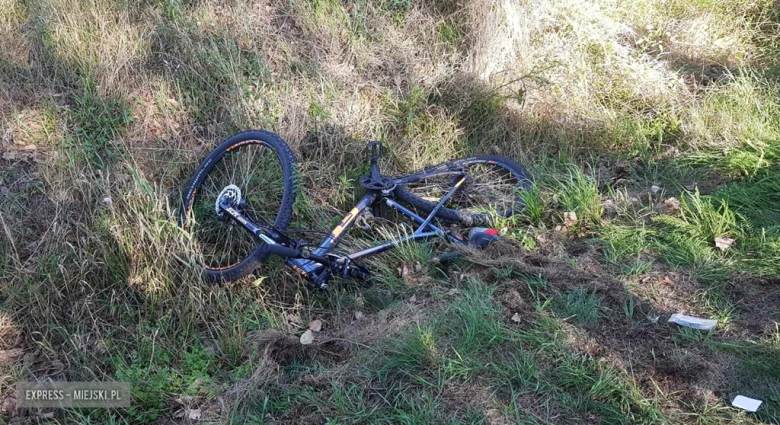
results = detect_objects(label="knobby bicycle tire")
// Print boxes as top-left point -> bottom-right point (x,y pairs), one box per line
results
393,155 -> 533,226
180,130 -> 298,283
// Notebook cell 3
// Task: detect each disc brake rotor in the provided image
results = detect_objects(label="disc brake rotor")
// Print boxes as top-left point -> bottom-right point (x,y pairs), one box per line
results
215,184 -> 242,219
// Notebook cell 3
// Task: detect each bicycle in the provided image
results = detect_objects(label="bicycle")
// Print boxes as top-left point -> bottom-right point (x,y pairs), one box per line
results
180,130 -> 533,287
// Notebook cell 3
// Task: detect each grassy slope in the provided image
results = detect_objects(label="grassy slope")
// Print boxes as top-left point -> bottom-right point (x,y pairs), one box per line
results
1,0 -> 779,423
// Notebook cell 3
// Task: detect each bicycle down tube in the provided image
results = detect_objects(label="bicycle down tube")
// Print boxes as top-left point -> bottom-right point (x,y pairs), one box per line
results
219,169 -> 467,284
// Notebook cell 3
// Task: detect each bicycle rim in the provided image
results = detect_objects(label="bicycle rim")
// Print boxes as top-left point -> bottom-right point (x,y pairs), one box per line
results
184,141 -> 287,270
404,160 -> 524,217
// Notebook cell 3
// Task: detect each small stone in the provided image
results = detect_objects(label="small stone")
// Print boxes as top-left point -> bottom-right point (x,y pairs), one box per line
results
300,330 -> 314,345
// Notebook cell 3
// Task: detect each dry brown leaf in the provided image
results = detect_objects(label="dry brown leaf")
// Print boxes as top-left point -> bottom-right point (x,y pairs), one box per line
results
308,320 -> 322,332
563,211 -> 578,227
400,263 -> 410,277
188,408 -> 202,420
715,237 -> 735,251
300,329 -> 314,345
511,313 -> 521,323
663,197 -> 681,213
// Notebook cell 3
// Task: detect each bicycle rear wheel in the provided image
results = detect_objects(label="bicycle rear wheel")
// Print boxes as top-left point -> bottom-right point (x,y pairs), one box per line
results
180,130 -> 298,282
394,155 -> 532,226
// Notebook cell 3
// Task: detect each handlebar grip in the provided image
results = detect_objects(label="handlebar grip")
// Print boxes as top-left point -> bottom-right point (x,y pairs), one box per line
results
265,244 -> 301,258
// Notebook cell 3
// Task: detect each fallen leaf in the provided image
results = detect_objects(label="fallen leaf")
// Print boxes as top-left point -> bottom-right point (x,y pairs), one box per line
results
511,313 -> 521,323
300,329 -> 314,345
563,211 -> 578,227
354,311 -> 365,321
308,320 -> 322,332
188,408 -> 202,420
715,237 -> 735,251
651,184 -> 662,194
399,263 -> 411,278
663,197 -> 681,213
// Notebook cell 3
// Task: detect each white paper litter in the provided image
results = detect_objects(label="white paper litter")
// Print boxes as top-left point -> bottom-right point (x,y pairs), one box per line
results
732,395 -> 762,412
667,313 -> 717,330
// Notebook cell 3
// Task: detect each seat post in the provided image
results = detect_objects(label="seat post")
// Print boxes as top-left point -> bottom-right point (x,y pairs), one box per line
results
365,141 -> 384,178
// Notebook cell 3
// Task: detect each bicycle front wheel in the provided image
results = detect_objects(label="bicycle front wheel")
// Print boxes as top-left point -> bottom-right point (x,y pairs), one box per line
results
180,130 -> 298,282
393,155 -> 532,226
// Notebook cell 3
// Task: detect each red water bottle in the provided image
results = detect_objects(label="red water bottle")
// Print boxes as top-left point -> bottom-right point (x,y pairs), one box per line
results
468,227 -> 499,248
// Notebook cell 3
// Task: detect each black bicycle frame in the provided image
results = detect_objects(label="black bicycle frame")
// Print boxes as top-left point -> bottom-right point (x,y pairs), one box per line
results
218,170 -> 468,288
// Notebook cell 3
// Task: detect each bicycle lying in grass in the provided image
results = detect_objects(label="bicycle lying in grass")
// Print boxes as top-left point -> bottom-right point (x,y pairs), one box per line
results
180,130 -> 533,287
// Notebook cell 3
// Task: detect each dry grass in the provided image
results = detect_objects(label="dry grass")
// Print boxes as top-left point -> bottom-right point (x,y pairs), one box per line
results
1,0 -> 779,423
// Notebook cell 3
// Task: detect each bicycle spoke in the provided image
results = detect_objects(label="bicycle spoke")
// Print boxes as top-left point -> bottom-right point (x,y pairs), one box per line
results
405,162 -> 521,215
187,141 -> 286,269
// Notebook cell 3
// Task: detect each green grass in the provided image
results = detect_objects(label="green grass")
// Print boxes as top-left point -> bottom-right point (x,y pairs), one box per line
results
555,165 -> 604,228
556,287 -> 602,325
69,77 -> 133,167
